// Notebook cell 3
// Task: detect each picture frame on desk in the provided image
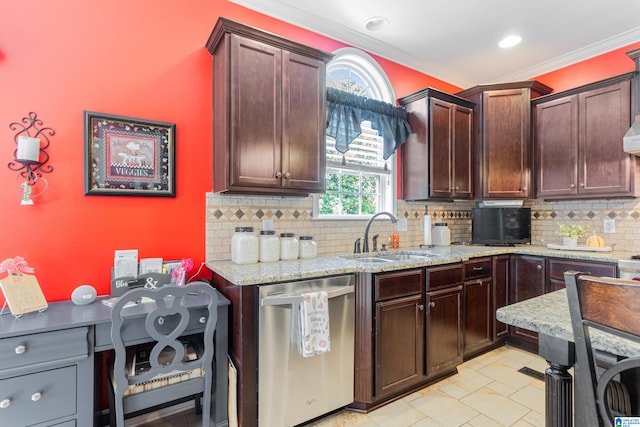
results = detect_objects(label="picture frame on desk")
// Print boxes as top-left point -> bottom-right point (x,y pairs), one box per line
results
84,111 -> 176,197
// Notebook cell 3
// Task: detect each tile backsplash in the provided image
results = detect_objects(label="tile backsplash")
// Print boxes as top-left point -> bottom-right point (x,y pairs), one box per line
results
205,193 -> 640,261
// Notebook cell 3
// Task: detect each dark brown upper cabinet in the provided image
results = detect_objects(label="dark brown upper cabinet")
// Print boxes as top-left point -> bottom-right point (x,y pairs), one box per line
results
457,81 -> 552,199
533,74 -> 637,200
398,88 -> 475,200
206,18 -> 333,195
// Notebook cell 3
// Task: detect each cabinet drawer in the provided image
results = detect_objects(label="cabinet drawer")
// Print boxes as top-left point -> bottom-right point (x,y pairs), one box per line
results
95,306 -> 210,350
463,258 -> 492,280
426,264 -> 463,291
0,328 -> 88,372
0,365 -> 77,426
548,259 -> 616,281
375,269 -> 423,301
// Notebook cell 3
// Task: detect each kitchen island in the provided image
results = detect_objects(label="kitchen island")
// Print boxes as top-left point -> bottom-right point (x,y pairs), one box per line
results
497,289 -> 640,427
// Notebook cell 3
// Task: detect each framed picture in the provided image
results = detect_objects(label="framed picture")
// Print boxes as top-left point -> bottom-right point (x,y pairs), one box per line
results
84,111 -> 176,197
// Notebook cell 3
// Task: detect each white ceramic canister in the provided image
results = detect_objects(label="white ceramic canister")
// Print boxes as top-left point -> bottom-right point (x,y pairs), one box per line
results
279,232 -> 299,260
299,235 -> 318,259
231,227 -> 259,264
259,230 -> 280,262
432,223 -> 451,246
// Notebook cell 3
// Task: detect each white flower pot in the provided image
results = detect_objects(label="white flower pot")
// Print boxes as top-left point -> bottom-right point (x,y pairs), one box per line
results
562,237 -> 578,247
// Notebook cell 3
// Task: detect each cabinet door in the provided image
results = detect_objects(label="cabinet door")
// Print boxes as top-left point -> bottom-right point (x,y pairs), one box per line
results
401,97 -> 429,200
229,35 -> 282,189
430,98 -> 455,198
463,278 -> 492,356
281,51 -> 326,192
492,255 -> 509,340
452,105 -> 473,199
535,95 -> 579,198
426,285 -> 463,376
509,255 -> 545,347
375,294 -> 425,396
481,89 -> 530,198
578,81 -> 633,197
546,258 -> 617,293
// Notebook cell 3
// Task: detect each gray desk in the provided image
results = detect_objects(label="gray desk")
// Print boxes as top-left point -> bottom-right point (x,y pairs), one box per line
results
0,292 -> 230,427
497,289 -> 640,427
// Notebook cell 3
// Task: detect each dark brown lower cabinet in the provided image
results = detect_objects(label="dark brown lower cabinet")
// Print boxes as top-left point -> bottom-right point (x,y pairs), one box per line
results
375,294 -> 425,396
426,284 -> 463,376
508,255 -> 545,351
492,255 -> 510,341
463,277 -> 492,355
545,258 -> 617,293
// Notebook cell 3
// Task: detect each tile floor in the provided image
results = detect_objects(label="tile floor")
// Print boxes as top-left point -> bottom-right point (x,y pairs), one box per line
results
134,345 -> 548,427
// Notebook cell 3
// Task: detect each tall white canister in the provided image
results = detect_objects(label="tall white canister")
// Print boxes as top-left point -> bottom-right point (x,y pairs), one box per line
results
432,222 -> 451,246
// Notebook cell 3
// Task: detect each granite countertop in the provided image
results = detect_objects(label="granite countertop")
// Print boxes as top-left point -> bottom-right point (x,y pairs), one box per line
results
497,289 -> 640,358
206,244 -> 630,286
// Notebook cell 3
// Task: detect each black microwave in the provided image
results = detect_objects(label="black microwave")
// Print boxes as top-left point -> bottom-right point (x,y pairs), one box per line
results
471,207 -> 531,246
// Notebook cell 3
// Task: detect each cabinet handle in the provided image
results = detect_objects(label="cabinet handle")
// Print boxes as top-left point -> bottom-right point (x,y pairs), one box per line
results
157,316 -> 165,325
0,399 -> 10,409
418,304 -> 424,311
537,264 -> 543,270
31,392 -> 42,402
429,301 -> 435,308
580,183 -> 585,188
521,186 -> 527,192
199,316 -> 207,324
283,172 -> 291,179
473,267 -> 484,272
15,344 -> 26,355
275,171 -> 283,178
570,183 -> 576,189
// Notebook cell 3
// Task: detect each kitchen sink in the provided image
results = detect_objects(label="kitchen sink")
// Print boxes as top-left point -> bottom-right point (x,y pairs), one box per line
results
341,251 -> 437,263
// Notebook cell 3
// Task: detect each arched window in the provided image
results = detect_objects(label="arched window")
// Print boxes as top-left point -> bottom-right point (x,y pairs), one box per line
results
314,48 -> 397,219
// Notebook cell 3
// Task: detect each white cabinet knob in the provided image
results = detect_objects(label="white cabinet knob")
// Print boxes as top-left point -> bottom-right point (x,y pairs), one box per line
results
15,344 -> 26,355
31,392 -> 42,402
0,399 -> 10,409
199,316 -> 206,324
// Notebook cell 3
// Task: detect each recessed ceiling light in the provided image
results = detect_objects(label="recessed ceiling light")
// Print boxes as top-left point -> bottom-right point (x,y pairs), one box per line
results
499,35 -> 522,48
364,16 -> 389,31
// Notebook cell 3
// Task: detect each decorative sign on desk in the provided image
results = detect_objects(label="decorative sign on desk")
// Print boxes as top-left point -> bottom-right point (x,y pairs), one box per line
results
0,257 -> 48,317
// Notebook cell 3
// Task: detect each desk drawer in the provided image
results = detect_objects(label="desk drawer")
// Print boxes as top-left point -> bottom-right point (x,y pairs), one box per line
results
0,365 -> 77,426
95,306 -> 210,349
0,328 -> 88,372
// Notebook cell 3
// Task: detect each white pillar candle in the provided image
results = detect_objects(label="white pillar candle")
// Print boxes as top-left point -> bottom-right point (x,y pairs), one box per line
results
16,136 -> 41,162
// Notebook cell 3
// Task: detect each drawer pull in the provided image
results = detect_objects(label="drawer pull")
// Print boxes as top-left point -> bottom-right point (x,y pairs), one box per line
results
31,392 -> 42,402
15,344 -> 26,355
473,267 -> 484,272
0,399 -> 10,409
199,316 -> 207,324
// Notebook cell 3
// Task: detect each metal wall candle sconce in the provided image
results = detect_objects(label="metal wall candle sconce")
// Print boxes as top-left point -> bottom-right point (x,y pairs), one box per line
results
7,112 -> 54,205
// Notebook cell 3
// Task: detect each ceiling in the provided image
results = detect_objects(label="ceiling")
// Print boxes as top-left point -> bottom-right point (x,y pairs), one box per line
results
229,0 -> 640,88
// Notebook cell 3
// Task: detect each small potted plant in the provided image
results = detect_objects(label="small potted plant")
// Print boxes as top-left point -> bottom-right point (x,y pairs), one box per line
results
558,224 -> 587,247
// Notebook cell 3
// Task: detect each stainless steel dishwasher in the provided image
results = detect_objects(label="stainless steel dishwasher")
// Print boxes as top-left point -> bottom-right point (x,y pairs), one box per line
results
258,274 -> 355,427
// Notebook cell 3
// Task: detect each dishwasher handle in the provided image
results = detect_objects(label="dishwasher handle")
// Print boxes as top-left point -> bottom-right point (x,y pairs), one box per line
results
261,285 -> 354,307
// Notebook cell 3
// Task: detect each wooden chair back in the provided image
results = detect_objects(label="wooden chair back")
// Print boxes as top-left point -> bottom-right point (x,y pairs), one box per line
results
565,271 -> 640,427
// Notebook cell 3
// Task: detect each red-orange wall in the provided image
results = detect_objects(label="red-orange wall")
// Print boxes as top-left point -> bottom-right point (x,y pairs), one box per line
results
0,1 -> 637,303
0,1 -> 446,302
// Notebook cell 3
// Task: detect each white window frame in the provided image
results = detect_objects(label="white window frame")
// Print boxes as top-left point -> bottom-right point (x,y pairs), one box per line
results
313,48 -> 397,220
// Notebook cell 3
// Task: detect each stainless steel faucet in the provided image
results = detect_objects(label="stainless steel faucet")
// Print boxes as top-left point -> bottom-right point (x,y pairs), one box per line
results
363,211 -> 397,252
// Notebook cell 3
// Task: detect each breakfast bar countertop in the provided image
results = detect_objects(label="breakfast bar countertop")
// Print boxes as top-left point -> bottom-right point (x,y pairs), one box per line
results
206,244 -> 631,286
496,288 -> 640,358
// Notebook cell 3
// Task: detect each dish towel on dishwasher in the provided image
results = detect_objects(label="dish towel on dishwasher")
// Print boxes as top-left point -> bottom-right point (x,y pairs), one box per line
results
293,291 -> 330,357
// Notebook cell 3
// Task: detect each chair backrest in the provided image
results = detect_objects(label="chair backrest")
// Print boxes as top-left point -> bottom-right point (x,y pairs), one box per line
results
564,271 -> 640,427
110,281 -> 218,425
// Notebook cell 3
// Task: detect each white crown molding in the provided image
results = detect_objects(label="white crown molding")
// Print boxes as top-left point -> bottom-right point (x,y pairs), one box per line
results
229,0 -> 640,88
493,27 -> 640,84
